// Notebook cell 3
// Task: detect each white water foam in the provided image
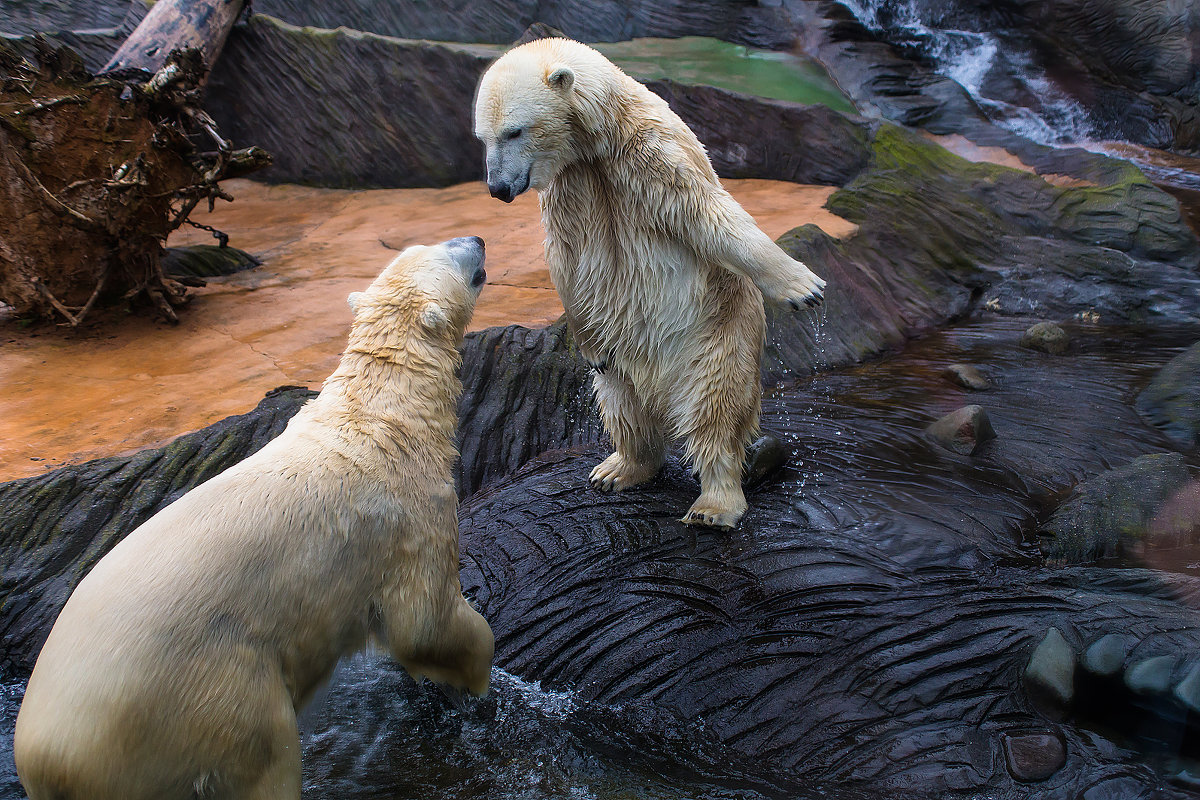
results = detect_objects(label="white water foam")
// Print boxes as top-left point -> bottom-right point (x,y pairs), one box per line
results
838,0 -> 1094,145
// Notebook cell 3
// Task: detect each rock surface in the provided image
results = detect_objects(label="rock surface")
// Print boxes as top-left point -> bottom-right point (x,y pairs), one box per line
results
1135,341 -> 1200,450
1038,452 -> 1195,563
5,320 -> 1200,799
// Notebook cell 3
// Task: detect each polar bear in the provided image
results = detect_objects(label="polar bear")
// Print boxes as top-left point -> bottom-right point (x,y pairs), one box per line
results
14,237 -> 495,800
474,38 -> 826,529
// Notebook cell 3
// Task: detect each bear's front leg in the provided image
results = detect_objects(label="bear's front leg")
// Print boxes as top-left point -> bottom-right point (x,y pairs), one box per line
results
590,371 -> 666,492
379,579 -> 494,697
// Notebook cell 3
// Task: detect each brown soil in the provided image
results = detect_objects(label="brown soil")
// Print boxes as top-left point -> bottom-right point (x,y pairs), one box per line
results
0,177 -> 856,481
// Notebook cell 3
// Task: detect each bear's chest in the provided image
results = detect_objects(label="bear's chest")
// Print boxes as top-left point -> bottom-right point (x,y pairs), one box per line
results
540,174 -> 706,361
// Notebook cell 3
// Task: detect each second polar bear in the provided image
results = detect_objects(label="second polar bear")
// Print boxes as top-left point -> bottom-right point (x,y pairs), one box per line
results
474,38 -> 826,529
15,238 -> 494,800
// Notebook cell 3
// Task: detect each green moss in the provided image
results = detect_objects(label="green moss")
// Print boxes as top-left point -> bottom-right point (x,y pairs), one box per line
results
593,37 -> 855,113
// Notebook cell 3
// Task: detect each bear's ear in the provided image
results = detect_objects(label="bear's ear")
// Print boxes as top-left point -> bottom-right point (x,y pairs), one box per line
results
347,292 -> 366,315
419,301 -> 451,332
546,65 -> 574,92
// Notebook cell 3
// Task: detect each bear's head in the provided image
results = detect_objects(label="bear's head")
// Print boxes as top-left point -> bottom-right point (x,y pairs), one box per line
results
347,236 -> 486,347
474,38 -> 615,202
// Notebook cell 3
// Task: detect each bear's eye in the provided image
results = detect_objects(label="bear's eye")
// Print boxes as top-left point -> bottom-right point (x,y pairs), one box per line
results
503,128 -> 523,141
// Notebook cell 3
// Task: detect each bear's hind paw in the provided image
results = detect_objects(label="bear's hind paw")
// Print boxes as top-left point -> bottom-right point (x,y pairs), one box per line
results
681,499 -> 746,530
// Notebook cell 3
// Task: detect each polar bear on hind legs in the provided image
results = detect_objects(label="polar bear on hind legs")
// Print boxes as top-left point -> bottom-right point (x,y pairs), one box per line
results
474,38 -> 826,529
15,238 -> 494,800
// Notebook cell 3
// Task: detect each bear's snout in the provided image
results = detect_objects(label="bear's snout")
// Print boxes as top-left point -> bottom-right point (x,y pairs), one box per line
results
488,181 -> 515,203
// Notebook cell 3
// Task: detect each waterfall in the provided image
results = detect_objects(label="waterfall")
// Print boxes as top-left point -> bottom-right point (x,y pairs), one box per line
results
837,0 -> 1095,145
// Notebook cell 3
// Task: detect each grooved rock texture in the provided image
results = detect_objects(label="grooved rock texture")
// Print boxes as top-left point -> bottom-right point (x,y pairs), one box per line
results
201,16 -> 871,188
249,0 -> 793,48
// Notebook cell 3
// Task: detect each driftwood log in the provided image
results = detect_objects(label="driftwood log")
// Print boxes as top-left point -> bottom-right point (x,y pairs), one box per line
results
0,0 -> 269,325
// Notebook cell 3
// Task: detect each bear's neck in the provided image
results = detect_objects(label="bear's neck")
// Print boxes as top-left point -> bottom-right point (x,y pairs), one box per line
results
311,335 -> 462,473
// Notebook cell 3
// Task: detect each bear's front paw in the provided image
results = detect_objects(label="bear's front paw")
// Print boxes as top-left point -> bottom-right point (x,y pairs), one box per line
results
764,266 -> 826,312
681,495 -> 747,530
590,452 -> 659,492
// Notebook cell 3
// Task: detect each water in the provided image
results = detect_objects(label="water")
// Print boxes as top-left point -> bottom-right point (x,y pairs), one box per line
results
838,0 -> 1095,144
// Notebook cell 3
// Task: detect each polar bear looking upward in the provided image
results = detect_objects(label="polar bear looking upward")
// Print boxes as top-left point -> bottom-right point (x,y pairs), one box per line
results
15,238 -> 494,800
474,38 -> 826,529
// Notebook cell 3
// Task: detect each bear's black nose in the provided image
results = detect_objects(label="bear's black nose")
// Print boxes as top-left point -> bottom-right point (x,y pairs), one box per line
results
489,182 -> 514,203
469,236 -> 485,250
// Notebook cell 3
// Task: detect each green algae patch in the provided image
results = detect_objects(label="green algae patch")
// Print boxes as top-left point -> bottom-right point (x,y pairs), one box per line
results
463,36 -> 856,112
593,37 -> 855,113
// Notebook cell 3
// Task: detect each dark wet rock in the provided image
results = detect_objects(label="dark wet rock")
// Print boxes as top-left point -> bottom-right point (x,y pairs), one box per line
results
1135,342 -> 1200,450
1081,634 -> 1135,677
795,0 -> 1200,158
249,0 -> 794,49
645,81 -> 872,187
0,0 -> 130,36
161,245 -> 261,283
1173,663 -> 1200,713
456,320 -> 598,498
1001,730 -> 1067,782
1125,655 -> 1178,695
1024,627 -> 1076,707
1038,452 -> 1194,564
197,15 -> 872,188
763,127 -> 1200,388
204,17 -> 494,189
925,405 -> 997,456
1020,322 -> 1070,355
3,320 -> 1199,797
0,2 -> 146,72
215,18 -> 867,188
743,433 -> 787,487
943,363 -> 991,390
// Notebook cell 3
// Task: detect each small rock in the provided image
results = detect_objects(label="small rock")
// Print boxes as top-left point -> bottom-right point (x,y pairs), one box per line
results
942,363 -> 991,390
1125,655 -> 1177,695
925,405 -> 997,455
1020,322 -> 1070,355
1081,634 -> 1134,677
1001,730 -> 1067,782
744,434 -> 788,487
1173,663 -> 1200,713
1025,627 -> 1075,707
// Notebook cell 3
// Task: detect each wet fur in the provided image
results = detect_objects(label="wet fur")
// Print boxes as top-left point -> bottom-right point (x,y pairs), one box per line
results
14,244 -> 494,800
475,38 -> 825,528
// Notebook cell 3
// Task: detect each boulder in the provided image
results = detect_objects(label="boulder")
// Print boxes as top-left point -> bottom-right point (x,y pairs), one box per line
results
1135,342 -> 1200,450
1038,452 -> 1195,563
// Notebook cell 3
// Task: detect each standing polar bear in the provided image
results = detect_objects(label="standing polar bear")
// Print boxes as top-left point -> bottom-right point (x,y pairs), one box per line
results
15,238 -> 495,800
475,38 -> 826,529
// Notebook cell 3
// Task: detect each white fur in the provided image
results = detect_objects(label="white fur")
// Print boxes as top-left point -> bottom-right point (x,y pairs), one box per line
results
14,240 -> 494,800
475,38 -> 826,528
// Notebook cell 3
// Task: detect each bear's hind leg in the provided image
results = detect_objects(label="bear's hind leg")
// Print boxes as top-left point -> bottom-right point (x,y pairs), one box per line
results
673,326 -> 761,530
591,371 -> 665,492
